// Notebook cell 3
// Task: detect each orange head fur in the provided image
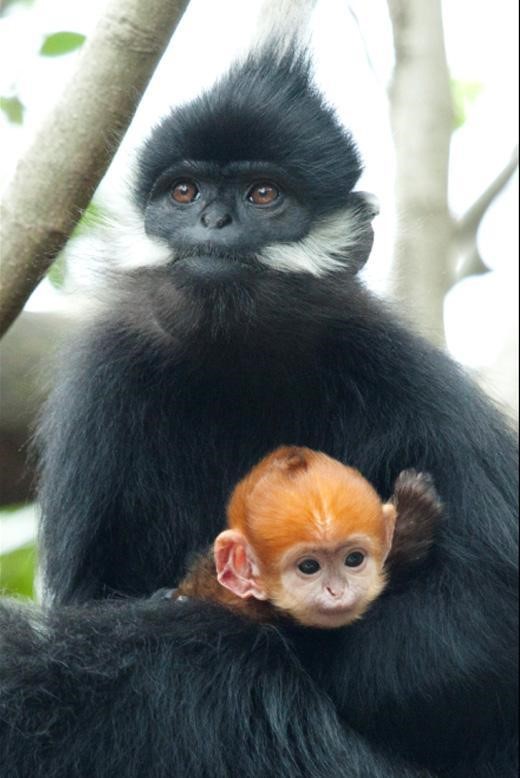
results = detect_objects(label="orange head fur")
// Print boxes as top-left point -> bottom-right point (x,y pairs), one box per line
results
227,446 -> 389,572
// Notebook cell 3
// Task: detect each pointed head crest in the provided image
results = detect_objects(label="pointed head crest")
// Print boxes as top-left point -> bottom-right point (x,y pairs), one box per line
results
135,48 -> 362,216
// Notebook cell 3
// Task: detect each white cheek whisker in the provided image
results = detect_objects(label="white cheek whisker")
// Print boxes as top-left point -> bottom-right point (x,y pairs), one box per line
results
84,201 -> 367,276
106,199 -> 173,270
258,208 -> 363,276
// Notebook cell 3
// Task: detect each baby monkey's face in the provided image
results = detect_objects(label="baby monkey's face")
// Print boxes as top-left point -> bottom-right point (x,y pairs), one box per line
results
215,446 -> 398,629
265,535 -> 388,628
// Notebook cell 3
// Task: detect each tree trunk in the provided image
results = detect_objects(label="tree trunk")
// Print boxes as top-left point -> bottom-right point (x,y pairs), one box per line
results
387,0 -> 453,347
0,0 -> 190,338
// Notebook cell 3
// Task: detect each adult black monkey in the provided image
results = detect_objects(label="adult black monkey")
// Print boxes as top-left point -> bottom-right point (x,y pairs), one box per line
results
1,28 -> 517,778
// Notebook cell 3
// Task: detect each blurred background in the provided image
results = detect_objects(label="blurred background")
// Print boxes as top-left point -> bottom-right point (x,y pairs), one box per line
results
0,0 -> 518,598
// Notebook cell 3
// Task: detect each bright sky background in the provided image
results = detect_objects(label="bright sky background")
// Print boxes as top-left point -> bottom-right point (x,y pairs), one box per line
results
0,0 -> 518,414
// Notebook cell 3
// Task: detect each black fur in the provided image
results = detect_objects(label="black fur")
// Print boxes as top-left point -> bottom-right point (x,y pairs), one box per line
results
1,45 -> 518,778
386,469 -> 443,579
0,598 -> 435,778
135,48 -> 362,215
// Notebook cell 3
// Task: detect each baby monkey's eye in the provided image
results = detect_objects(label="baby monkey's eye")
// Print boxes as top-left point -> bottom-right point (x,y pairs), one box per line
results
298,559 -> 320,575
247,182 -> 279,205
171,180 -> 199,204
345,552 -> 365,568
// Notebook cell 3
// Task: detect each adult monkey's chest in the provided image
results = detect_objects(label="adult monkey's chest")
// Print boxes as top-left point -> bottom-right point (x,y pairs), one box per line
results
163,357 -> 365,495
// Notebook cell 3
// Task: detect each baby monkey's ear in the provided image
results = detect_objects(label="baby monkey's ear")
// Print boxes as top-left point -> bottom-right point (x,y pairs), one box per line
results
381,503 -> 397,560
214,530 -> 268,601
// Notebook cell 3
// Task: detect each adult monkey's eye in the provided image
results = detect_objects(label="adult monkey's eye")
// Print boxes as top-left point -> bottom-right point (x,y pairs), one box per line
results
345,552 -> 365,568
247,182 -> 279,205
171,180 -> 199,204
298,559 -> 320,575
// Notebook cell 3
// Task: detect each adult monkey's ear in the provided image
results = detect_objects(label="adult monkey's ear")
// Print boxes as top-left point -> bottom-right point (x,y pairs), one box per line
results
213,530 -> 268,601
342,191 -> 380,273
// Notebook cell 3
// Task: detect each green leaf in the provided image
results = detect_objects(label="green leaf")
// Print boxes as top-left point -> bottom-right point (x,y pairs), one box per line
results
47,201 -> 103,288
40,31 -> 85,57
451,79 -> 483,130
0,95 -> 24,124
47,252 -> 67,289
1,0 -> 35,13
0,503 -> 25,514
0,543 -> 37,598
72,201 -> 103,238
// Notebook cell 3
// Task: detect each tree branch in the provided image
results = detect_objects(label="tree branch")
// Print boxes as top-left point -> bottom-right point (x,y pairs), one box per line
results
453,247 -> 488,283
0,0 -> 190,338
455,146 -> 518,244
450,148 -> 518,284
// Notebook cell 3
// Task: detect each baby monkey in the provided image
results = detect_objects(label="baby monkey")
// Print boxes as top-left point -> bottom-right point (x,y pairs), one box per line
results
173,447 -> 441,628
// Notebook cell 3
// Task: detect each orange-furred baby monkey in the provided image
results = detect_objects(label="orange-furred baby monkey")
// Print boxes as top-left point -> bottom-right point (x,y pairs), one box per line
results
173,447 -> 441,629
